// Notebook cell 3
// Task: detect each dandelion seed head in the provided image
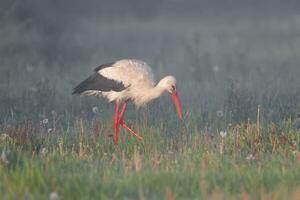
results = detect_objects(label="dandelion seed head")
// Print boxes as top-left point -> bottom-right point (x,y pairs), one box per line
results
246,154 -> 255,161
92,106 -> 99,114
42,118 -> 49,124
216,110 -> 224,117
48,128 -> 53,133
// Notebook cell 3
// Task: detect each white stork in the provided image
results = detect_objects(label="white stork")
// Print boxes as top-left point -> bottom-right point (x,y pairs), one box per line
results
73,59 -> 183,144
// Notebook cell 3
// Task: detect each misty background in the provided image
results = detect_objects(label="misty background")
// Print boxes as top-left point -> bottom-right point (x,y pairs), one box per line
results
1,0 -> 300,125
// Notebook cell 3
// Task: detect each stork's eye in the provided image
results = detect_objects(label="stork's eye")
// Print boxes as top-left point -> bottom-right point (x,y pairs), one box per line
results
171,85 -> 176,91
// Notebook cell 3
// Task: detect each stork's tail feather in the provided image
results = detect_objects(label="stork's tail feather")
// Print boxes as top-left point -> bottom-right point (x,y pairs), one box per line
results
72,74 -> 97,95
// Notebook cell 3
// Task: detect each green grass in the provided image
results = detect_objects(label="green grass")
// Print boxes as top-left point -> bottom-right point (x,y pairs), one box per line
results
1,117 -> 300,200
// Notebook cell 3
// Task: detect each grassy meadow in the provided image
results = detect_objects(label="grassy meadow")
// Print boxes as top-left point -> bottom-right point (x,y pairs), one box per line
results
1,106 -> 300,199
1,2 -> 300,199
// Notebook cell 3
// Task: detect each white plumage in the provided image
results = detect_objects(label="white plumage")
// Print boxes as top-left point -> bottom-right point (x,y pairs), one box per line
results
79,59 -> 176,107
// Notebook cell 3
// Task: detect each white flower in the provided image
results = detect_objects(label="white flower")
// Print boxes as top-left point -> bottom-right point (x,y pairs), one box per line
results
92,106 -> 99,114
219,131 -> 227,138
246,154 -> 255,161
42,118 -> 49,124
49,192 -> 59,200
41,147 -> 48,156
48,128 -> 53,133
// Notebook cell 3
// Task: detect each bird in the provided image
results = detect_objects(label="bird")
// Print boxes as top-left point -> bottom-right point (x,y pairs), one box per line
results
72,59 -> 183,144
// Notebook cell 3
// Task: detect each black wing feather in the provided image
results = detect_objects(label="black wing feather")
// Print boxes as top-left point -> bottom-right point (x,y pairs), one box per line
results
94,62 -> 116,72
72,73 -> 126,95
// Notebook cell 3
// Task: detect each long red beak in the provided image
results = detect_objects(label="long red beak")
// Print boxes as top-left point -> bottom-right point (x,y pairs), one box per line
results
171,91 -> 183,120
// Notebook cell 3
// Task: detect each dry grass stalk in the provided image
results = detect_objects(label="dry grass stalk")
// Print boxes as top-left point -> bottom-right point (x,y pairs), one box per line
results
79,142 -> 86,159
192,133 -> 200,150
58,138 -> 64,156
235,125 -> 241,152
165,187 -> 175,200
240,190 -> 250,200
151,149 -> 160,171
138,185 -> 145,200
296,152 -> 300,167
256,105 -> 261,144
199,177 -> 208,200
110,153 -> 117,166
246,118 -> 251,135
94,124 -> 100,140
219,135 -> 225,155
31,146 -> 36,159
204,126 -> 209,147
270,123 -> 277,153
133,147 -> 142,173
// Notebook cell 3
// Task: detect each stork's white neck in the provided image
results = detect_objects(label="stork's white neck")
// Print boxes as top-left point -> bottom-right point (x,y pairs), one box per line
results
132,76 -> 176,107
133,85 -> 165,107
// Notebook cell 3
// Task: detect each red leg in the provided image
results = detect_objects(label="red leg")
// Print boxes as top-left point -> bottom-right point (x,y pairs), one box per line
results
113,100 -> 144,143
118,101 -> 127,123
113,100 -> 120,144
119,120 -> 144,141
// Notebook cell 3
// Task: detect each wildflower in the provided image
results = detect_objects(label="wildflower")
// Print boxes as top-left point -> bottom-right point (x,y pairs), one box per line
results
49,192 -> 59,200
219,131 -> 227,138
41,147 -> 48,156
92,106 -> 99,114
246,154 -> 255,161
216,110 -> 224,117
42,118 -> 49,124
48,128 -> 53,133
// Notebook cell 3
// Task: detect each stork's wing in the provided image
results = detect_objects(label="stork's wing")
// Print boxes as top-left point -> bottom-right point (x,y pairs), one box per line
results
72,73 -> 127,95
97,59 -> 155,88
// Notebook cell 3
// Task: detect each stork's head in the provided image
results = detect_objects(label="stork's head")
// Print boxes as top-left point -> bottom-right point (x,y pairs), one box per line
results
158,76 -> 183,120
